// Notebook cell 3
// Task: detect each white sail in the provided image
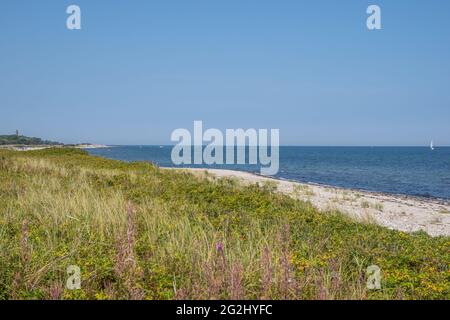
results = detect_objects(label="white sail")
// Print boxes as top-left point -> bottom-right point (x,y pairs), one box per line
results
430,140 -> 434,150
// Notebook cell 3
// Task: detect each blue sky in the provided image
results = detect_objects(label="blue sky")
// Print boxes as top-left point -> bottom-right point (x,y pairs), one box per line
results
1,0 -> 449,146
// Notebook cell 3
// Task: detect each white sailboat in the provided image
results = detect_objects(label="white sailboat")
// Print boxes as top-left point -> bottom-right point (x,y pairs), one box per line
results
430,140 -> 434,151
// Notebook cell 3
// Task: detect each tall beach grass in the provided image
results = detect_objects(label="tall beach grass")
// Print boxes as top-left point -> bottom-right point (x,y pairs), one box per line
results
0,148 -> 448,300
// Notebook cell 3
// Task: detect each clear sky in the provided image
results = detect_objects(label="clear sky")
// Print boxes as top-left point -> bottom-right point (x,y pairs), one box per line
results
1,0 -> 449,146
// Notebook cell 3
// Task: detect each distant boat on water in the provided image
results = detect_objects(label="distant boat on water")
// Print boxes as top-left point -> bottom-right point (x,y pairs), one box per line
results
430,140 -> 434,151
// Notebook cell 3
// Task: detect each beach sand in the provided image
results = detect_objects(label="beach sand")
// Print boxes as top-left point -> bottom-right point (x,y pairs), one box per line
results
169,168 -> 450,237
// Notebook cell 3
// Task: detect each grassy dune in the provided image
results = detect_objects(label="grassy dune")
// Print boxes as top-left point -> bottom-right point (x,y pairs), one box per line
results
0,148 -> 448,300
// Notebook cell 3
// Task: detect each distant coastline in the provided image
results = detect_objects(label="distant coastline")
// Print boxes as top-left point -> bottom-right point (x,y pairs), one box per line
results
0,143 -> 109,151
0,133 -> 109,151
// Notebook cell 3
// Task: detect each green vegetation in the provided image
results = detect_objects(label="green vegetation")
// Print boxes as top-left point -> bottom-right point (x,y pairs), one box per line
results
361,201 -> 371,209
0,148 -> 448,300
0,135 -> 62,146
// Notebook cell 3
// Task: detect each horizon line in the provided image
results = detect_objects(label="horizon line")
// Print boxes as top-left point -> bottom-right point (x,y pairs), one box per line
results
101,144 -> 450,148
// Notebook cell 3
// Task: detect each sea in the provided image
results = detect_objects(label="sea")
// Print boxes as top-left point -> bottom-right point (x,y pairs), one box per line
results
86,146 -> 450,200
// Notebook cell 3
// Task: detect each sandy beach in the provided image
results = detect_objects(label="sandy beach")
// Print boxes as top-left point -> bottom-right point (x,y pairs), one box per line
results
171,168 -> 450,237
73,144 -> 109,149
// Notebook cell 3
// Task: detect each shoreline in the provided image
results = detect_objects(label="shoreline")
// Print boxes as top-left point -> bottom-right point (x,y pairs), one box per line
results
257,172 -> 450,205
166,167 -> 450,237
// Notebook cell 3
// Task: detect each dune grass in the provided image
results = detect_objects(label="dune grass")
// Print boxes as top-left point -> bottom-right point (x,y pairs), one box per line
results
0,148 -> 448,300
